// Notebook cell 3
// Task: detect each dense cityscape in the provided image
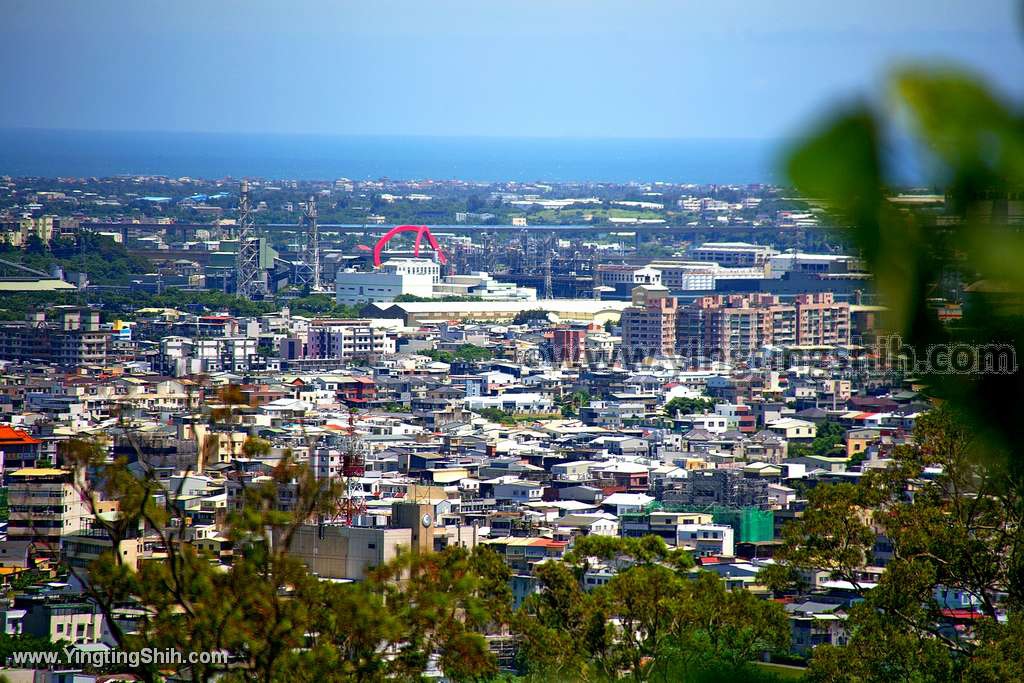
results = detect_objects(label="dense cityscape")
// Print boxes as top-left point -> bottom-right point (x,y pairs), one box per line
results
0,168 -> 1003,680
2,2 -> 1023,682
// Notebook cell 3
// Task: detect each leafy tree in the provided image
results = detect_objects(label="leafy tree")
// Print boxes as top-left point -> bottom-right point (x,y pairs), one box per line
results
58,394 -> 510,682
663,396 -> 716,418
599,562 -> 685,680
673,572 -> 790,669
786,66 -> 1024,478
774,59 -> 1024,681
513,559 -> 604,680
286,294 -> 362,319
788,422 -> 847,458
515,535 -> 786,682
513,309 -> 551,325
565,533 -> 692,571
477,407 -> 512,424
766,407 -> 1024,681
0,633 -> 67,667
424,344 -> 492,363
559,390 -> 591,417
24,233 -> 46,255
453,344 -> 493,362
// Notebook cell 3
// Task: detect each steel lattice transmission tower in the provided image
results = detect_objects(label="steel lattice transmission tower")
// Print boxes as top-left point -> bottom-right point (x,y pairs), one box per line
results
234,180 -> 268,299
297,194 -> 322,291
543,236 -> 555,299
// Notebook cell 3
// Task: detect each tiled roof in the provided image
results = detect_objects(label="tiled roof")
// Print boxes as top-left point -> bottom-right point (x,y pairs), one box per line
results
0,425 -> 41,445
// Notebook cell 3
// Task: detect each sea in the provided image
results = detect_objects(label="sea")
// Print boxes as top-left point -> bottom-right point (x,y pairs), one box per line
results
0,129 -> 790,184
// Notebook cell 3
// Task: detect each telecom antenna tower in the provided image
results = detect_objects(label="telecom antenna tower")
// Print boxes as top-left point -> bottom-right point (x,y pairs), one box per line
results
297,194 -> 321,291
234,180 -> 268,299
337,411 -> 367,526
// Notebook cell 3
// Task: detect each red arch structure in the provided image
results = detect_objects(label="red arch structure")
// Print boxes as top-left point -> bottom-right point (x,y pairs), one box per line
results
372,225 -> 448,267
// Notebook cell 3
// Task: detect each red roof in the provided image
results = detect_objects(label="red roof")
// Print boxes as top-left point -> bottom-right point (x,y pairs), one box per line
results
941,608 -> 986,621
0,426 -> 40,446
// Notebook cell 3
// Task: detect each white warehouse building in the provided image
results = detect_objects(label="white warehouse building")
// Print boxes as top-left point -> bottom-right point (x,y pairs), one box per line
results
335,258 -> 439,305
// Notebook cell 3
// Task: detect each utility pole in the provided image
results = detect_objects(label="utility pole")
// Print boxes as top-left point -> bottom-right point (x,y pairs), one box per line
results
234,180 -> 268,300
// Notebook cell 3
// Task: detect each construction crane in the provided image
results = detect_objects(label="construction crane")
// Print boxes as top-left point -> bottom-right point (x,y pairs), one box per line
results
233,180 -> 268,300
296,194 -> 322,291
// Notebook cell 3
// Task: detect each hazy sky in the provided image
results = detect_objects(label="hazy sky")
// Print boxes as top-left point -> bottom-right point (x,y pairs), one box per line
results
2,0 -> 1021,139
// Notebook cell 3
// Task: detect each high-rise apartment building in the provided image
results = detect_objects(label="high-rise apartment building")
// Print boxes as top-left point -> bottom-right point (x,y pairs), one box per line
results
551,327 -> 586,367
0,307 -> 109,367
304,319 -> 396,360
7,468 -> 92,554
794,292 -> 851,346
620,286 -> 678,358
676,293 -> 849,360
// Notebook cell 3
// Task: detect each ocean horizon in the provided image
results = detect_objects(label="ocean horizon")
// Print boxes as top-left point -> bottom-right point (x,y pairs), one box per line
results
0,128 -> 789,184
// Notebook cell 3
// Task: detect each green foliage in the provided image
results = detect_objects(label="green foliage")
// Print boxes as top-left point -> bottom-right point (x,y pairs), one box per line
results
2,231 -> 152,286
286,294 -> 362,319
778,63 -> 1024,681
59,412 -> 522,682
514,551 -> 789,683
767,407 -> 1024,681
663,396 -> 716,417
559,390 -> 591,417
10,569 -> 48,591
477,407 -> 512,423
513,309 -> 552,325
787,66 -> 1024,475
424,344 -> 493,364
0,633 -> 67,665
241,436 -> 272,458
148,289 -> 277,318
565,534 -> 692,570
475,407 -> 560,425
788,422 -> 846,458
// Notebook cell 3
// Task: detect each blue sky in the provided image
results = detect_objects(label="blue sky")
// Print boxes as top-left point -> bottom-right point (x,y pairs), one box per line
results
1,0 -> 1021,139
